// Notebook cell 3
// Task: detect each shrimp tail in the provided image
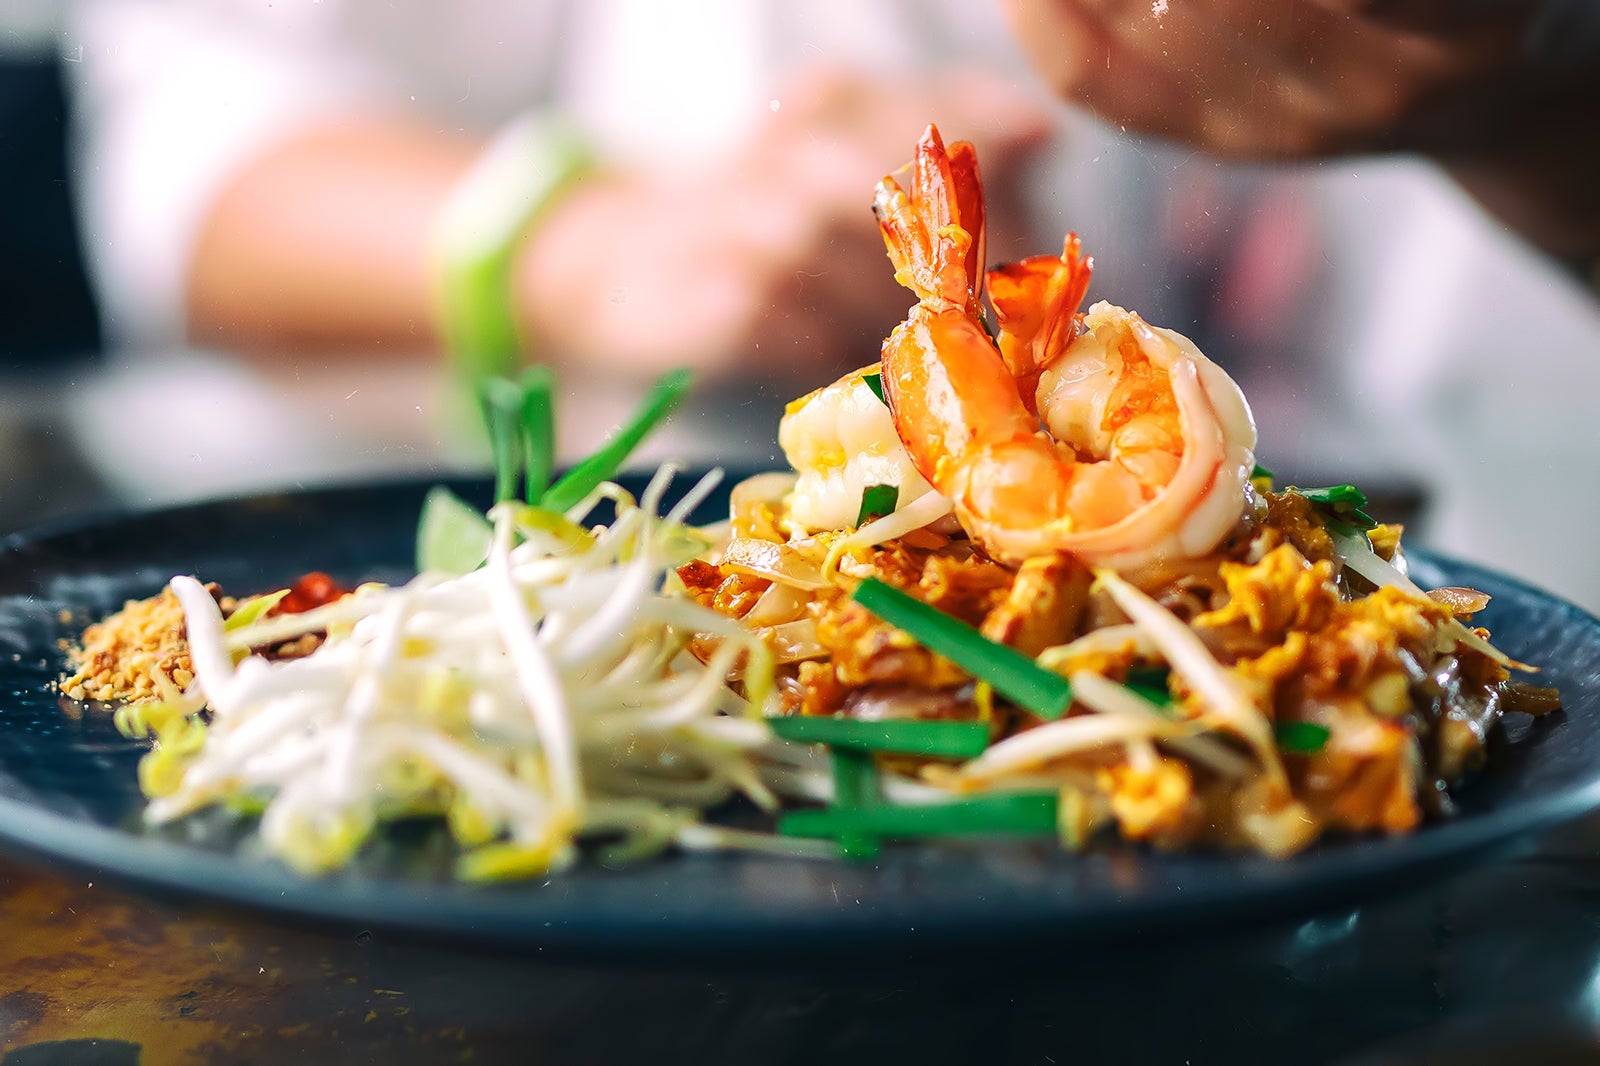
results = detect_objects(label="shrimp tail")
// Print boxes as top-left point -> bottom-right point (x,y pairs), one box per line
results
987,234 -> 1094,411
872,124 -> 985,317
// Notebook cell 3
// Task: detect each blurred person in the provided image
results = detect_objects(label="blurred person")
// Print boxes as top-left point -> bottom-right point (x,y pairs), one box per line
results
69,1 -> 1051,385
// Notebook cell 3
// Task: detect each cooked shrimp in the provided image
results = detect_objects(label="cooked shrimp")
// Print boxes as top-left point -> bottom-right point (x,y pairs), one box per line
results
874,125 -> 1256,570
777,365 -> 935,534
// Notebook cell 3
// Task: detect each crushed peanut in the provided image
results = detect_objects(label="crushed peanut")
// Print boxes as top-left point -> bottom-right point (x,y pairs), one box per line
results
60,587 -> 202,703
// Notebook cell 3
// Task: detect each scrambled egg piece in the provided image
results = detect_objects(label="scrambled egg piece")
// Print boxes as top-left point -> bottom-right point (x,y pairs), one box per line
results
1206,546 -> 1452,836
1301,587 -> 1451,696
1194,544 -> 1339,645
1098,758 -> 1198,845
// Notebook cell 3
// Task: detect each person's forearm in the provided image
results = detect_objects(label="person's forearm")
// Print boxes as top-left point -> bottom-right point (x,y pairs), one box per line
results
186,118 -> 480,354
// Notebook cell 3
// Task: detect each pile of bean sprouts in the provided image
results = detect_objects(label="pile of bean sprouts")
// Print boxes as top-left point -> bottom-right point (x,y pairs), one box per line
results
136,467 -> 881,879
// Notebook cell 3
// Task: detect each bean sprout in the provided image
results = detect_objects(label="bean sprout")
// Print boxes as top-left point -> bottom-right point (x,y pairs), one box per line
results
149,470 -> 823,878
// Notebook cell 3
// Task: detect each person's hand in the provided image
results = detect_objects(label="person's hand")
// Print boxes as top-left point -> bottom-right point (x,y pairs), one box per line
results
1004,0 -> 1570,158
1002,0 -> 1600,260
518,69 -> 1052,386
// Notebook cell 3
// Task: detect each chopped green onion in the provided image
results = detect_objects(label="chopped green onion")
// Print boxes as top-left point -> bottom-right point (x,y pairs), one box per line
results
1333,508 -> 1376,530
860,371 -> 887,405
780,792 -> 1059,840
766,715 -> 991,759
479,376 -> 526,504
832,749 -> 882,804
1123,667 -> 1175,709
851,578 -> 1074,720
1295,484 -> 1366,508
519,366 -> 556,505
416,486 -> 494,575
1290,483 -> 1377,530
1274,720 -> 1331,754
1251,463 -> 1274,481
830,749 -> 882,860
542,368 -> 693,513
856,483 -> 899,527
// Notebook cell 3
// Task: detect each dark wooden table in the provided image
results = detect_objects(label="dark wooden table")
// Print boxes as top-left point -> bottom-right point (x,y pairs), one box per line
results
6,819 -> 1600,1066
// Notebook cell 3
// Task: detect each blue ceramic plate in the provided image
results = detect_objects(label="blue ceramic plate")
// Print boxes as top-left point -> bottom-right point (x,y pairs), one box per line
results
1,473 -> 1597,957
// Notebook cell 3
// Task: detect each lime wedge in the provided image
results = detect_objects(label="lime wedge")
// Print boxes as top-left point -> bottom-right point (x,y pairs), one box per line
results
416,486 -> 493,575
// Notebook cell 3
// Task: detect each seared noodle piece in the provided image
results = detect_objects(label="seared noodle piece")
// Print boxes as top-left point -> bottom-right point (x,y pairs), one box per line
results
680,539 -> 1096,724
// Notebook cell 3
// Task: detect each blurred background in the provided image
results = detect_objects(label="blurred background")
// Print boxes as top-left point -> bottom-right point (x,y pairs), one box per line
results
1,0 -> 1597,610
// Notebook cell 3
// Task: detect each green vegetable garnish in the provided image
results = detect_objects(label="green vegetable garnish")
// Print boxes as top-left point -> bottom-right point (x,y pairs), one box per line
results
479,375 -> 527,504
780,792 -> 1059,840
1295,484 -> 1365,508
851,578 -> 1074,720
416,486 -> 494,575
1274,720 -> 1332,754
860,371 -> 887,405
766,716 -> 991,759
1251,463 -> 1274,481
855,483 -> 899,527
519,366 -> 556,505
223,588 -> 290,633
542,368 -> 693,513
1290,483 -> 1377,531
422,366 -> 691,570
830,749 -> 882,860
1123,667 -> 1175,709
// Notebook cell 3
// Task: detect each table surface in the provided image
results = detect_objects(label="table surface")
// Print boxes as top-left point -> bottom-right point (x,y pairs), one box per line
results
5,818 -> 1600,1065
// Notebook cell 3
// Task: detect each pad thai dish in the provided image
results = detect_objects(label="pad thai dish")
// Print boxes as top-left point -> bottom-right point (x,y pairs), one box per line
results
60,126 -> 1558,878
